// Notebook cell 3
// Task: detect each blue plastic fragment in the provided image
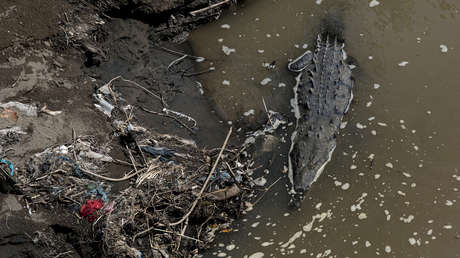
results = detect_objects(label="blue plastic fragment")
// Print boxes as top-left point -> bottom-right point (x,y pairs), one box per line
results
141,146 -> 175,162
0,159 -> 14,177
137,251 -> 142,258
86,185 -> 108,202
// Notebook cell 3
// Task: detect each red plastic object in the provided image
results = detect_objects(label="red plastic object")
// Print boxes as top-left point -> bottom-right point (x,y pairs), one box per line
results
80,199 -> 103,222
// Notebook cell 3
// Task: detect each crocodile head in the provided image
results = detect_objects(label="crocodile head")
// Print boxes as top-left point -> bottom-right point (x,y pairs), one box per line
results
289,137 -> 336,193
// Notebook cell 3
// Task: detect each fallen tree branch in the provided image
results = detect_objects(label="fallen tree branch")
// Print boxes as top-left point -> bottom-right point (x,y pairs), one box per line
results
169,127 -> 232,226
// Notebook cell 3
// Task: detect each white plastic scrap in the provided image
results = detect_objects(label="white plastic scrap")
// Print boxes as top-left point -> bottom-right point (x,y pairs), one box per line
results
0,126 -> 27,135
80,150 -> 114,162
0,101 -> 38,116
93,94 -> 114,117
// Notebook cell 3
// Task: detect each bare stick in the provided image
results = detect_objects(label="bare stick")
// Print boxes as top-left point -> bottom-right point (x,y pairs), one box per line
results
101,76 -> 167,107
169,127 -> 232,226
78,166 -> 150,182
183,67 -> 215,77
190,0 -> 231,16
262,97 -> 273,128
167,55 -> 187,72
140,106 -> 196,134
154,45 -> 205,61
132,226 -> 202,243
253,176 -> 282,206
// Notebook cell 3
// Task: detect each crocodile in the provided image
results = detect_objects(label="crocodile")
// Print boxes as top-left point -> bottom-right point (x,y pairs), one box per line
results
288,34 -> 353,202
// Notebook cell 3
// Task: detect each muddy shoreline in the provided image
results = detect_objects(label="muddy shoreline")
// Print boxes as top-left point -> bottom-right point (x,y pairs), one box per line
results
0,1 -> 273,257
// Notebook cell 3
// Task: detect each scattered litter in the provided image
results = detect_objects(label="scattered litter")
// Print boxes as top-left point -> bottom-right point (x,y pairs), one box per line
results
0,107 -> 18,121
0,159 -> 14,176
80,199 -> 103,222
0,127 -> 27,135
0,101 -> 38,117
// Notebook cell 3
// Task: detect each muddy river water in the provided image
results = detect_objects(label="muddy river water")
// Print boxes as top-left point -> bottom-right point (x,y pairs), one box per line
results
189,0 -> 460,257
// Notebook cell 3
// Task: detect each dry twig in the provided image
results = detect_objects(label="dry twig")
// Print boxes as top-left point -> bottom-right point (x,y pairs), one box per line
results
169,127 -> 232,226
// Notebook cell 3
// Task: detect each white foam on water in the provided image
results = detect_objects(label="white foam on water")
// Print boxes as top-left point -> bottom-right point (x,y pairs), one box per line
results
385,245 -> 392,253
222,45 -> 236,55
440,44 -> 448,52
244,109 -> 255,116
251,222 -> 260,228
222,80 -> 231,86
248,252 -> 264,258
373,83 -> 381,89
221,24 -> 231,29
401,215 -> 415,223
398,61 -> 409,66
385,162 -> 393,168
280,231 -> 302,248
369,0 -> 380,7
260,78 -> 272,85
356,123 -> 366,129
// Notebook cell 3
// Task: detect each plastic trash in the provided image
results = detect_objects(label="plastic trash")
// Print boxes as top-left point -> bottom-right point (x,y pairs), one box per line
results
0,159 -> 14,176
0,127 -> 27,135
80,199 -> 103,222
87,185 -> 108,202
141,146 -> 175,161
93,94 -> 114,117
0,102 -> 38,117
41,156 -> 81,177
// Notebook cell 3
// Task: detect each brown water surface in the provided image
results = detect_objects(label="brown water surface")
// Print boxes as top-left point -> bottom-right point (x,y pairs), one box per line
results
190,0 -> 460,257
